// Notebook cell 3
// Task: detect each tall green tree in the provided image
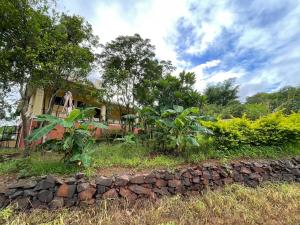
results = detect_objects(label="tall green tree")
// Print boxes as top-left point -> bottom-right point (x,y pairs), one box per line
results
99,34 -> 170,114
0,0 -> 98,156
204,78 -> 239,106
147,71 -> 205,109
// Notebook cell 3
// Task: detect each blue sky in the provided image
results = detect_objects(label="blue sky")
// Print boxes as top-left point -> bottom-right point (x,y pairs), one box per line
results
58,0 -> 300,99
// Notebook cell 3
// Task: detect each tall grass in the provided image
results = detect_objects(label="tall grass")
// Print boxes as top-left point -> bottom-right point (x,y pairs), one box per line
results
1,183 -> 299,225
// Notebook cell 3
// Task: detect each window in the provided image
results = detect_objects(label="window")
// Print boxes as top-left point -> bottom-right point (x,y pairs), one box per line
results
54,97 -> 64,106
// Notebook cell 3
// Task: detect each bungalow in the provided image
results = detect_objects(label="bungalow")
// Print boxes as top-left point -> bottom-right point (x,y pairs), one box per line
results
15,80 -> 137,148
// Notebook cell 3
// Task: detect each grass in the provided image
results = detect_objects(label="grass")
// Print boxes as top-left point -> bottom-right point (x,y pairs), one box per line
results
1,183 -> 300,225
0,142 -> 299,177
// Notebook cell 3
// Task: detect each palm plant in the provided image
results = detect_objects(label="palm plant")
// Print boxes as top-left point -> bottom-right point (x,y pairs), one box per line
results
27,108 -> 108,167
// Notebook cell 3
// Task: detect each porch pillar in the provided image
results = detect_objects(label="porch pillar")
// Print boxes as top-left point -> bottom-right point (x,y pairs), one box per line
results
101,105 -> 106,121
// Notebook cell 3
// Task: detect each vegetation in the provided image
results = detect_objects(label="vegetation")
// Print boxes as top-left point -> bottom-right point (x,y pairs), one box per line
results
27,108 -> 107,167
1,142 -> 299,177
0,0 -> 99,156
1,183 -> 300,225
202,112 -> 300,150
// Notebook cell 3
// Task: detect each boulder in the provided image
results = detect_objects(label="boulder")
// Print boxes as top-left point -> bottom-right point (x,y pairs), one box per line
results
155,179 -> 168,188
95,176 -> 113,187
130,174 -> 145,184
97,185 -> 108,194
119,188 -> 137,201
168,179 -> 182,188
240,167 -> 251,174
13,197 -> 30,210
8,179 -> 37,189
102,188 -> 119,199
56,184 -> 76,198
24,189 -> 37,197
49,197 -> 64,209
38,190 -> 53,203
115,175 -> 130,186
77,183 -> 90,192
128,185 -> 152,195
78,187 -> 96,201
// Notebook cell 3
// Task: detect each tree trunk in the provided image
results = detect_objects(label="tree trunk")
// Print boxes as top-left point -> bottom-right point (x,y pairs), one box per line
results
20,87 -> 30,157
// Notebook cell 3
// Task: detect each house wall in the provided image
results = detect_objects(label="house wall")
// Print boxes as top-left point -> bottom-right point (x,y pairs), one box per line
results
17,88 -> 133,148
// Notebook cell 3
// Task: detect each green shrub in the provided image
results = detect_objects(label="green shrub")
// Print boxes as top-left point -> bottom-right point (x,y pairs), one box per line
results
202,112 -> 300,150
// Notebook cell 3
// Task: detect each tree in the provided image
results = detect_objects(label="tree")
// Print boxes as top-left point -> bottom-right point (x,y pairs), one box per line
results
0,0 -> 98,156
204,78 -> 239,106
246,86 -> 300,114
149,71 -> 205,109
99,34 -> 168,115
35,14 -> 99,115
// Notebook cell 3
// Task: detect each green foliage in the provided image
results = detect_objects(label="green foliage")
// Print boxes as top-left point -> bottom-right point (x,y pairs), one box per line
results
204,78 -> 239,106
115,133 -> 137,146
141,105 -> 213,153
147,72 -> 205,109
202,112 -> 300,150
27,108 -> 108,167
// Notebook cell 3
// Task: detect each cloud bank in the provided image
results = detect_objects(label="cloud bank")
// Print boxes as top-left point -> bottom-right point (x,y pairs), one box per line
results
59,0 -> 300,99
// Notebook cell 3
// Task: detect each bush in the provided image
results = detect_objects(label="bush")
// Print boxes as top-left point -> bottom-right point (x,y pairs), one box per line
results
202,112 -> 300,150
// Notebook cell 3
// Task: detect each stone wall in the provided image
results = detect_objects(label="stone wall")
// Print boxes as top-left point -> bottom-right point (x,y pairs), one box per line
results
1,158 -> 299,210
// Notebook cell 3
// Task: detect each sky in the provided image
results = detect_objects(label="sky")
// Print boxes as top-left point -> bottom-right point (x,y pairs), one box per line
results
53,0 -> 300,99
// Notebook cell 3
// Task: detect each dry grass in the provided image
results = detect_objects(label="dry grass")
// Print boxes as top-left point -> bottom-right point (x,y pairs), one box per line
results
1,182 -> 300,225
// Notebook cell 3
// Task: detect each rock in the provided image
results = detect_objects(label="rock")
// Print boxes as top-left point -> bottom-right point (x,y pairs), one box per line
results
115,175 -> 130,186
164,172 -> 174,180
64,198 -> 77,207
211,171 -> 220,180
192,176 -> 200,183
168,179 -> 182,188
75,172 -> 85,179
240,167 -> 252,174
49,197 -> 64,209
0,195 -> 9,208
65,177 -> 77,184
38,190 -> 53,203
102,188 -> 119,199
8,179 -> 37,189
155,179 -> 168,188
119,188 -> 137,201
78,187 -> 96,201
249,173 -> 263,182
182,172 -> 193,179
202,171 -> 211,179
5,189 -> 16,197
95,176 -> 113,187
24,189 -> 37,197
130,174 -> 145,184
182,177 -> 191,186
292,168 -> 300,176
77,183 -> 90,192
34,177 -> 56,190
153,187 -> 170,196
192,170 -> 203,176
13,197 -> 30,210
31,199 -> 45,209
144,174 -> 156,184
129,185 -> 152,195
10,190 -> 24,199
97,185 -> 108,194
56,184 -> 76,198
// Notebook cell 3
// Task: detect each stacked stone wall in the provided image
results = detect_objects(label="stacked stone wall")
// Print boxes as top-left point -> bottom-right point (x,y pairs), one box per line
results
1,158 -> 299,210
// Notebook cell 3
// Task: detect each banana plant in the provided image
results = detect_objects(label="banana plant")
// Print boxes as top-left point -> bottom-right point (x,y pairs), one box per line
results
27,107 -> 108,167
155,105 -> 213,152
